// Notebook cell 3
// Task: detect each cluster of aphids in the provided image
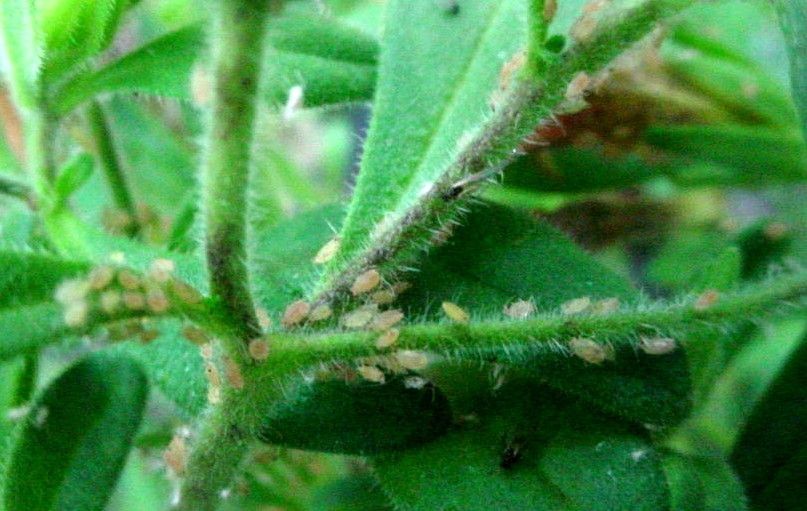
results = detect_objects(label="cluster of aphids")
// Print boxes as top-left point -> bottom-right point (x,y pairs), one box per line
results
54,254 -> 203,343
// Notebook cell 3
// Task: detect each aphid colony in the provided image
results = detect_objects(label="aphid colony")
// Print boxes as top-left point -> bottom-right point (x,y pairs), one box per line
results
54,256 -> 202,344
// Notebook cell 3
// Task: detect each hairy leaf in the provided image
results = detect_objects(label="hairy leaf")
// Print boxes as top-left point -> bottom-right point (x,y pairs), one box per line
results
2,352 -> 148,511
375,380 -> 669,511
259,376 -> 452,454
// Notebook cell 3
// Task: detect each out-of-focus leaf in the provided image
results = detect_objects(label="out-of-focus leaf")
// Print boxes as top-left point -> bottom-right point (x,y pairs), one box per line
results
259,376 -> 452,455
775,0 -> 807,138
52,152 -> 94,210
731,333 -> 807,510
2,352 -> 148,511
0,0 -> 42,108
662,454 -> 748,511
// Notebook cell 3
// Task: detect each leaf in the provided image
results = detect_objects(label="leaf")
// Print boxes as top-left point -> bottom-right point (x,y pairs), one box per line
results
374,380 -> 670,511
0,0 -> 41,109
259,376 -> 452,455
2,352 -> 148,511
730,333 -> 807,510
53,152 -> 94,210
775,0 -> 807,139
52,14 -> 379,115
662,454 -> 748,511
323,0 -> 527,277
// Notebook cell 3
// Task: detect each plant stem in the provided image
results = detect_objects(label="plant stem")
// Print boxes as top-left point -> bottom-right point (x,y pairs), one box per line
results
22,107 -> 56,203
775,0 -> 807,139
0,172 -> 34,206
202,0 -> 278,345
87,100 -> 139,236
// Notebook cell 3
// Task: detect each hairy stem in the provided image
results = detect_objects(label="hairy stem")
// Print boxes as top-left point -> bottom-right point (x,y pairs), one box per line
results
87,101 -> 139,236
202,0 -> 278,344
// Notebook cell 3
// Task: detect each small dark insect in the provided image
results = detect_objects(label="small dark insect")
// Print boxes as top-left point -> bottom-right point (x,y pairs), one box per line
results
500,437 -> 526,469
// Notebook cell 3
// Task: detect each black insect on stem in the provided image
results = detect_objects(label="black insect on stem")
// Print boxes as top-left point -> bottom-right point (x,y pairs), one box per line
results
500,436 -> 526,470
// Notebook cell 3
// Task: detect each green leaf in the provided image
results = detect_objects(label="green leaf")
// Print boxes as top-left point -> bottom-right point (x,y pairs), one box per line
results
375,380 -> 669,511
662,454 -> 748,511
53,152 -> 94,210
323,0 -> 527,278
731,333 -> 807,510
775,0 -> 807,139
259,376 -> 452,455
2,352 -> 148,511
0,0 -> 42,108
52,14 -> 379,115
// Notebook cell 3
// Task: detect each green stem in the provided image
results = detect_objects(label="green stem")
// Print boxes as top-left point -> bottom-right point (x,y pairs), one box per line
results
775,0 -> 807,139
0,172 -> 34,206
22,107 -> 56,204
202,0 -> 278,345
87,100 -> 139,236
526,0 -> 549,76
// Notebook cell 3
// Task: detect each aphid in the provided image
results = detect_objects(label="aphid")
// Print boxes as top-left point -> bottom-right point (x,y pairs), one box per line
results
370,289 -> 396,305
395,350 -> 429,370
224,357 -> 245,390
592,297 -> 620,314
375,328 -> 400,349
639,336 -> 676,356
308,304 -> 333,322
561,296 -> 592,315
341,305 -> 377,329
204,361 -> 221,387
500,437 -> 526,469
123,291 -> 146,311
283,84 -> 304,120
139,329 -> 160,343
543,0 -> 558,21
393,282 -> 412,295
190,64 -> 212,107
55,278 -> 89,305
370,309 -> 404,331
694,289 -> 720,311
570,13 -> 598,44
350,268 -> 381,296
146,289 -> 170,314
404,375 -> 428,389
199,343 -> 214,360
442,301 -> 470,323
88,265 -> 115,290
503,299 -> 535,319
207,386 -> 221,405
498,50 -> 526,90
170,280 -> 203,305
357,365 -> 385,384
108,251 -> 126,264
281,300 -> 310,327
63,301 -> 89,327
148,258 -> 175,283
183,325 -> 209,346
248,338 -> 270,361
565,71 -> 591,100
255,307 -> 271,331
99,290 -> 122,314
312,237 -> 340,265
117,269 -> 141,290
569,337 -> 607,364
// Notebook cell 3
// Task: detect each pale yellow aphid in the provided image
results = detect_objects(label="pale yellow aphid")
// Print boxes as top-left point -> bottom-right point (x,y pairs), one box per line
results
281,300 -> 310,327
375,328 -> 400,349
99,290 -> 122,314
55,278 -> 89,305
224,357 -> 245,390
370,309 -> 404,332
592,297 -> 620,314
370,289 -> 396,306
357,365 -> 385,384
148,258 -> 175,283
182,325 -> 209,346
117,269 -> 141,290
565,72 -> 591,100
123,291 -> 146,310
503,300 -> 535,319
88,265 -> 115,290
255,307 -> 271,331
308,304 -> 333,322
204,361 -> 221,387
146,289 -> 170,314
694,290 -> 720,311
63,301 -> 89,327
163,435 -> 187,476
442,301 -> 470,323
199,343 -> 214,360
569,337 -> 607,364
341,304 -> 378,329
639,336 -> 677,356
170,280 -> 203,305
207,386 -> 221,405
395,350 -> 429,371
350,268 -> 381,296
543,0 -> 557,21
312,237 -> 341,265
561,296 -> 592,315
248,338 -> 270,361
